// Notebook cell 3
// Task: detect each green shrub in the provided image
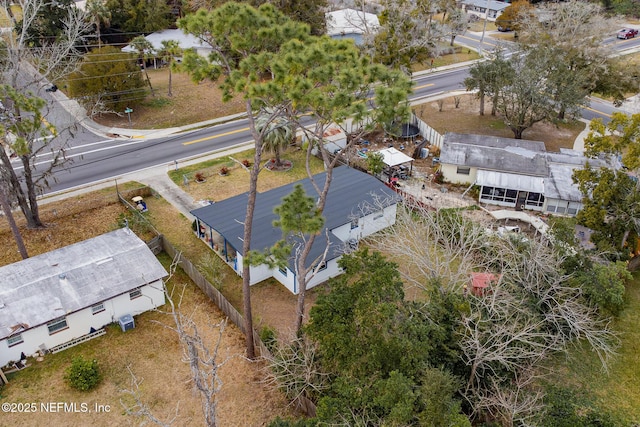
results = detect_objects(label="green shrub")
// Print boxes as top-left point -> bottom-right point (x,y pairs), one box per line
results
260,325 -> 277,353
65,356 -> 101,391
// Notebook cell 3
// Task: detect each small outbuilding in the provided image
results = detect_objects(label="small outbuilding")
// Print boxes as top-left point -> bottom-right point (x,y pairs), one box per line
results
377,147 -> 414,179
469,272 -> 501,296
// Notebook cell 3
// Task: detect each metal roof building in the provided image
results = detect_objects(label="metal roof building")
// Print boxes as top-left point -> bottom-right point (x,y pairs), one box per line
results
0,228 -> 167,341
192,165 -> 400,269
192,166 -> 401,293
439,133 -> 613,216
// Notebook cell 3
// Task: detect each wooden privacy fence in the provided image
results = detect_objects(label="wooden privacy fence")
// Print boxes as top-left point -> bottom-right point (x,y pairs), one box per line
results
117,186 -> 162,237
158,235 -> 317,417
160,236 -> 246,333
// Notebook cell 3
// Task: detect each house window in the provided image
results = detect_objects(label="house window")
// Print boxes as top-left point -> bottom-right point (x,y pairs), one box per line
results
91,303 -> 105,315
7,334 -> 24,347
456,166 -> 471,175
350,218 -> 359,229
129,288 -> 142,300
480,186 -> 516,204
313,262 -> 327,273
47,317 -> 68,335
279,267 -> 288,277
525,192 -> 545,207
567,202 -> 581,216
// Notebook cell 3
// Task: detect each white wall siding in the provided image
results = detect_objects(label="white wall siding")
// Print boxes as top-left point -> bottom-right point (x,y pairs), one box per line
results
0,282 -> 165,367
306,258 -> 343,290
360,204 -> 398,237
249,265 -> 274,285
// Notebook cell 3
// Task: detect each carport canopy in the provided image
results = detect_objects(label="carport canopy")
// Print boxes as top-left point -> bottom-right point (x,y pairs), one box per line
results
378,147 -> 414,167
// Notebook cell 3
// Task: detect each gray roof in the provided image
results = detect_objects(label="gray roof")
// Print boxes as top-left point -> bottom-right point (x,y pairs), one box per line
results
0,228 -> 168,340
191,166 -> 401,270
544,154 -> 611,201
462,0 -> 510,11
121,29 -> 212,53
545,163 -> 583,201
440,133 -> 548,176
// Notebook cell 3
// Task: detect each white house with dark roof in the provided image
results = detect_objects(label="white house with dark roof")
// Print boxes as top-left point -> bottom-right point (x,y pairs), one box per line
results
439,133 -> 611,216
191,166 -> 401,294
0,228 -> 167,367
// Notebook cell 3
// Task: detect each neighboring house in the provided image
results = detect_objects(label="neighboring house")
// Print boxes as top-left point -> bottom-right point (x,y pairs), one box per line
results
121,29 -> 213,64
326,8 -> 380,45
461,0 -> 510,21
191,166 -> 401,294
439,133 -> 611,216
0,228 -> 167,367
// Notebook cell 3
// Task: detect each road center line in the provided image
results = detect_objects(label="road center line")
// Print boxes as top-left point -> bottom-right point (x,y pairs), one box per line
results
413,83 -> 435,90
584,106 -> 612,118
182,127 -> 249,146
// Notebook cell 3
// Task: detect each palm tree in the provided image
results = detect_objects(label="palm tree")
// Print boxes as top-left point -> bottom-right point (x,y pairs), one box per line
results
85,0 -> 111,48
130,35 -> 155,96
255,108 -> 294,168
158,40 -> 181,97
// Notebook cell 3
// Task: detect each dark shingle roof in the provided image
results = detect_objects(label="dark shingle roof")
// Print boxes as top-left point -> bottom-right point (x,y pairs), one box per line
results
191,166 -> 400,269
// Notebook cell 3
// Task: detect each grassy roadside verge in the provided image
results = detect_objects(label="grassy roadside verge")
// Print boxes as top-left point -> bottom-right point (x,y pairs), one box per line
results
546,273 -> 640,424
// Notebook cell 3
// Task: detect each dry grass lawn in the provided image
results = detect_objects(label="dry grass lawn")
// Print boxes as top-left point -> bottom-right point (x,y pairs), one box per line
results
414,94 -> 586,152
0,52 -> 590,426
0,189 -> 294,426
95,49 -> 483,130
93,69 -> 246,130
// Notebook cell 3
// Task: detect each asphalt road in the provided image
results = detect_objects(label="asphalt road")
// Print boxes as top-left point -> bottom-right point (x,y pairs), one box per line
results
27,30 -> 639,195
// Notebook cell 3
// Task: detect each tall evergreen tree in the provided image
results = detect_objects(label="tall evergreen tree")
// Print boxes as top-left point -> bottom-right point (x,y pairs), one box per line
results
179,2 -> 311,359
86,0 -> 111,47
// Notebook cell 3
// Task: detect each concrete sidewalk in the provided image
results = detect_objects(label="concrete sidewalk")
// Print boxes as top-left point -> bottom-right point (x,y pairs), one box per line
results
40,59 -> 613,218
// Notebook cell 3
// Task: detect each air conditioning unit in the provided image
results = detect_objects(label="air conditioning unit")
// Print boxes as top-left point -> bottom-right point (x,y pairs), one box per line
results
118,314 -> 135,332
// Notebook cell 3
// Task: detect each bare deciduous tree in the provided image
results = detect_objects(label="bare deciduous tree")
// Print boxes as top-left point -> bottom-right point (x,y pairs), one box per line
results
472,369 -> 545,427
120,366 -> 179,427
163,285 -> 227,427
367,203 -> 490,292
0,0 -> 90,228
121,255 -> 229,427
369,202 -> 618,424
262,336 -> 330,406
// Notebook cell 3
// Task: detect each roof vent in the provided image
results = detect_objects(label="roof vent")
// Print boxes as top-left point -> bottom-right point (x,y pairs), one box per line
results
58,273 -> 66,280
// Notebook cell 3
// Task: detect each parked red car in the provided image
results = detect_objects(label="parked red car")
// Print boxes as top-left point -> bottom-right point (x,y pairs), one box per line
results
617,28 -> 639,39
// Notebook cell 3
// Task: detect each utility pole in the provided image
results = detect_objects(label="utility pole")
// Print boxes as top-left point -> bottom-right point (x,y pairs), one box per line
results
478,0 -> 492,56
